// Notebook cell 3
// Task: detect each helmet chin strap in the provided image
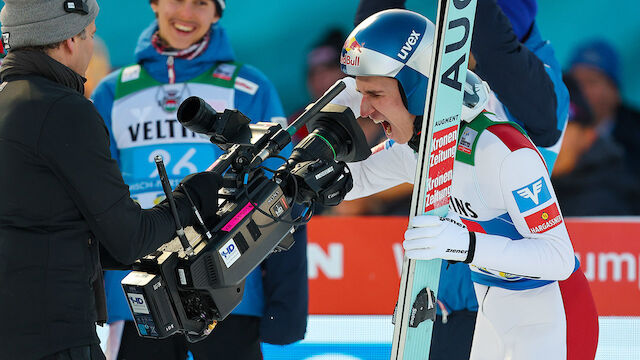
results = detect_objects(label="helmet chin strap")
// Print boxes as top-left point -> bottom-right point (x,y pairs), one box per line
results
408,115 -> 424,152
398,80 -> 424,153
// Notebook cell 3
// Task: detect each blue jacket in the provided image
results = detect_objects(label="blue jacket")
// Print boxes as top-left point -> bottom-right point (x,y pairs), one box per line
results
93,21 -> 307,344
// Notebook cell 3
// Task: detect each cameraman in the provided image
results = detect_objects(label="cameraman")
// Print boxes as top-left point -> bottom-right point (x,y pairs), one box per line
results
0,1 -> 221,359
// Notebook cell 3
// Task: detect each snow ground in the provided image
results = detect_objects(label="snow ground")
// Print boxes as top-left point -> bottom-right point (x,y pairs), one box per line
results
96,316 -> 640,359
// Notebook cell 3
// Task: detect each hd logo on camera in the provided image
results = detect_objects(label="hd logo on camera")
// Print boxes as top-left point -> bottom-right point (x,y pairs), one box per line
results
219,238 -> 241,268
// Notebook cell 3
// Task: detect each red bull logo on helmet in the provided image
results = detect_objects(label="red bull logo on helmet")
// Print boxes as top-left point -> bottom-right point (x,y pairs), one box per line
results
344,36 -> 364,53
340,54 -> 360,67
341,36 -> 364,67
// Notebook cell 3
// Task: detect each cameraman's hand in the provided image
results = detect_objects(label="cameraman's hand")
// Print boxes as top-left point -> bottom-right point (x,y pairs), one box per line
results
328,77 -> 361,118
175,171 -> 222,225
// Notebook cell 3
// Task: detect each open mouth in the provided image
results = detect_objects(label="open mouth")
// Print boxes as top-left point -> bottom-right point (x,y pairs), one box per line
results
173,22 -> 195,34
371,118 -> 392,137
380,120 -> 392,136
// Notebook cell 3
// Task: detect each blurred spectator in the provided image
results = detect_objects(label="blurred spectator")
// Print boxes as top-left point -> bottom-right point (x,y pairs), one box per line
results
83,36 -> 111,98
569,39 -> 640,177
288,29 -> 343,143
306,29 -> 345,102
552,74 -> 640,216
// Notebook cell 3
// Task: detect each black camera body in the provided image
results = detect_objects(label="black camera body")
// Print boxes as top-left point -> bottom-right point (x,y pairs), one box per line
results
122,171 -> 294,340
121,82 -> 371,342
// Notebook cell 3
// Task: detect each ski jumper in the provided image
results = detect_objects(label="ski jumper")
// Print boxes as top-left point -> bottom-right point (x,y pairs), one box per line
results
346,112 -> 596,359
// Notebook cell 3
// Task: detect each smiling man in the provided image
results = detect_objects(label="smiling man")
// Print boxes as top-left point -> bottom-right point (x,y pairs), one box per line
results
91,1 -> 308,359
151,0 -> 221,50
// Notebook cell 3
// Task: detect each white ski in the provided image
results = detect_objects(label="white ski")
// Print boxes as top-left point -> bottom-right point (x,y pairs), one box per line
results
391,0 -> 477,359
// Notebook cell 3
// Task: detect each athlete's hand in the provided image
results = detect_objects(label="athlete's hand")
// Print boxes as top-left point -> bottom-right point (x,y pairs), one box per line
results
403,212 -> 475,263
328,77 -> 362,118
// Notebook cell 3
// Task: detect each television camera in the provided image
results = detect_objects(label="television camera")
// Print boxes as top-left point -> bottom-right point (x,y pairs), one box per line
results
121,81 -> 370,342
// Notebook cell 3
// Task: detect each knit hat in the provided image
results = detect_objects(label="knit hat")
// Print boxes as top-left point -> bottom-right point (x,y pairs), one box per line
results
209,0 -> 226,17
569,39 -> 621,87
214,0 -> 225,16
0,0 -> 99,50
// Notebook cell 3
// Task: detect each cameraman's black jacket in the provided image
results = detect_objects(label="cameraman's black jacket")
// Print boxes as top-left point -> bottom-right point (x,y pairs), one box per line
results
0,51 -> 193,360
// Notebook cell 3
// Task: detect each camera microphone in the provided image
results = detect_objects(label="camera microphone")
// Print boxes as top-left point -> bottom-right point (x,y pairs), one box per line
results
155,155 -> 194,257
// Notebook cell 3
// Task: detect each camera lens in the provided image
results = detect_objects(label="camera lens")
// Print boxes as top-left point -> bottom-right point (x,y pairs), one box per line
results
178,96 -> 218,136
289,105 -> 370,164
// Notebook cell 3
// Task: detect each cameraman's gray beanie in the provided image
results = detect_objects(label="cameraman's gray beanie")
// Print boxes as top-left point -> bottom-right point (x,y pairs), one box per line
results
0,0 -> 99,50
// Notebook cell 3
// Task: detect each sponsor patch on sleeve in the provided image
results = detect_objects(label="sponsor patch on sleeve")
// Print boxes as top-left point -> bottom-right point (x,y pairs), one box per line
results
524,203 -> 562,233
512,176 -> 552,213
121,65 -> 141,83
458,127 -> 477,154
234,77 -> 259,95
212,63 -> 236,80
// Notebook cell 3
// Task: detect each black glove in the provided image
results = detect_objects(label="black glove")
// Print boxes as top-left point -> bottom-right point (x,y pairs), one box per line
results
290,159 -> 353,206
175,171 -> 222,226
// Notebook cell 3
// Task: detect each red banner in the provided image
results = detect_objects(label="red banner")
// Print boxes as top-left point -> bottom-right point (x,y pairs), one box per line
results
307,216 -> 640,317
